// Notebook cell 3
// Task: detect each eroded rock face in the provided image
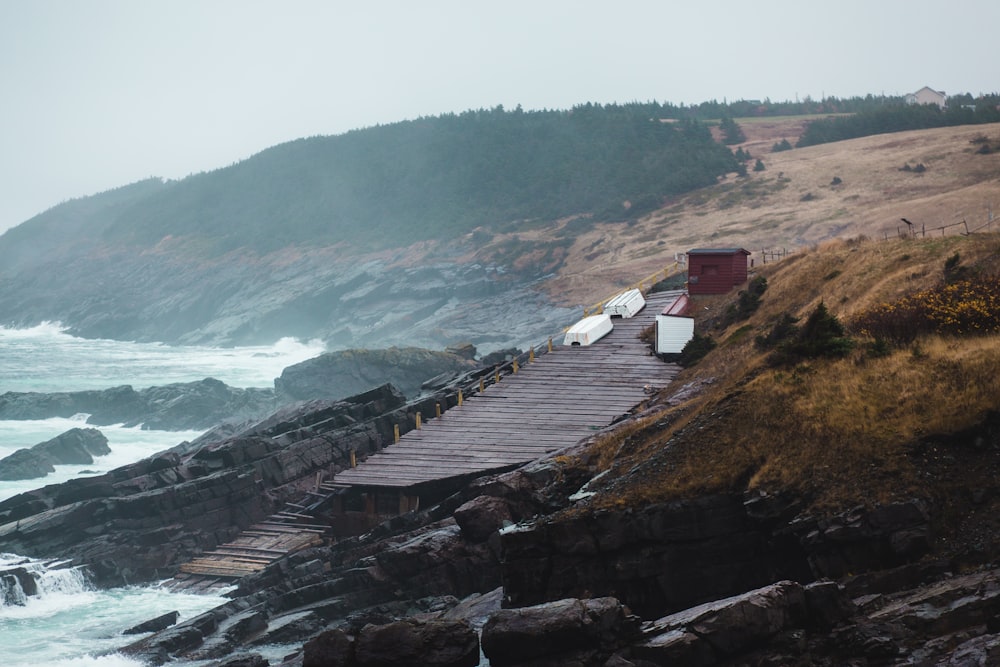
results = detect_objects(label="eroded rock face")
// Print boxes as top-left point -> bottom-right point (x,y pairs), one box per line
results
499,495 -> 797,618
634,580 -> 808,663
0,427 -> 110,481
481,597 -> 638,666
354,618 -> 480,667
0,381 -> 277,431
0,384 -> 408,586
276,348 -> 476,402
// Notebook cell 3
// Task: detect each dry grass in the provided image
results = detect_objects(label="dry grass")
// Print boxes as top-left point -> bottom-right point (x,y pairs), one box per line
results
531,121 -> 1000,306
582,233 -> 1000,514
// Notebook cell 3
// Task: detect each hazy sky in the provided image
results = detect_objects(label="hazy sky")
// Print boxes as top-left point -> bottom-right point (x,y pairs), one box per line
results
1,0 -> 997,233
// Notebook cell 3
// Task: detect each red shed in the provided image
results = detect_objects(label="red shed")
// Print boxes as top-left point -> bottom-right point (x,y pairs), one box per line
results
686,248 -> 751,294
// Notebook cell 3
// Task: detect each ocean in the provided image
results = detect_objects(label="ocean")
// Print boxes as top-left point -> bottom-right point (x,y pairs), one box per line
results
0,323 -> 326,665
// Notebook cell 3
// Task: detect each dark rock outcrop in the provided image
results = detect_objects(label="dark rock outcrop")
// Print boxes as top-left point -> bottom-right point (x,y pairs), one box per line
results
632,580 -> 808,664
481,597 -> 638,666
275,347 -> 475,402
0,380 -> 278,431
0,427 -> 110,481
0,565 -> 39,605
0,384 -> 409,586
123,611 -> 180,635
354,618 -> 479,667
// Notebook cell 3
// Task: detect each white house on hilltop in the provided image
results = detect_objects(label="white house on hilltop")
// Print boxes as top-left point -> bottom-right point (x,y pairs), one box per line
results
906,86 -> 947,109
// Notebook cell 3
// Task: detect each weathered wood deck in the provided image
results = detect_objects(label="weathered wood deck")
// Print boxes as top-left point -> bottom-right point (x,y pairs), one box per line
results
329,290 -> 682,490
171,289 -> 684,587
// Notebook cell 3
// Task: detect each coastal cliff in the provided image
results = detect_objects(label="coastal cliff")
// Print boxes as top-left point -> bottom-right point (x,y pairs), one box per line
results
4,233 -> 1000,665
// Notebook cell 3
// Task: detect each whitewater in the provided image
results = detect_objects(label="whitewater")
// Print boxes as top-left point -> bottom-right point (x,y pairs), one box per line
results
0,323 -> 326,665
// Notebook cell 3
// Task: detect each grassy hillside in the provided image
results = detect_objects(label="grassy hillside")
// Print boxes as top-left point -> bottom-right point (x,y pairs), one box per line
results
538,121 -> 1000,306
579,233 -> 1000,525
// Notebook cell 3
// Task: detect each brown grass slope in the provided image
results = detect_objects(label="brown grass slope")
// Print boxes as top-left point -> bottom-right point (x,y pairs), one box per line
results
574,232 -> 1000,557
532,120 -> 1000,306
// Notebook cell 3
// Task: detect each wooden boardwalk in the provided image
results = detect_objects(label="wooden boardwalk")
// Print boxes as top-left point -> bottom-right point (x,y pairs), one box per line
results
329,290 -> 683,490
176,521 -> 325,580
170,289 -> 683,587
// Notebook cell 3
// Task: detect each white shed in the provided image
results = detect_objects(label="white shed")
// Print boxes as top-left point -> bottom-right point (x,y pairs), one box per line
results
604,288 -> 646,318
564,313 -> 613,346
655,291 -> 694,355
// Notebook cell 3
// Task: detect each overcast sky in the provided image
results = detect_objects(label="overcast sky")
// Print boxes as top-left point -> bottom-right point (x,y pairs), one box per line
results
1,0 -> 996,233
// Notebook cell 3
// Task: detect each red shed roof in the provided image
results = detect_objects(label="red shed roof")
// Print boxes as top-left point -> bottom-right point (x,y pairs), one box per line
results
687,248 -> 751,255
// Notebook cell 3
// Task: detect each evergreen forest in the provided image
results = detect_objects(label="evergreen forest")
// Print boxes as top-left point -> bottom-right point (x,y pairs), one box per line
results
98,104 -> 740,255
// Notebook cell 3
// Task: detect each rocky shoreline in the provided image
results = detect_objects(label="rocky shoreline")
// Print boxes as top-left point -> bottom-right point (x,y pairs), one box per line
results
2,361 -> 1000,665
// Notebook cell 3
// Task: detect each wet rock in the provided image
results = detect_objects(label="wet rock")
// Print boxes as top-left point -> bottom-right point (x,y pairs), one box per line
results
481,597 -> 637,666
0,382 -> 278,431
303,628 -> 354,667
354,617 -> 479,667
635,581 -> 807,664
0,427 -> 109,481
205,654 -> 269,667
499,494 -> 792,618
123,610 -> 180,635
0,566 -> 38,605
453,495 -> 514,543
275,347 -> 475,402
0,448 -> 55,481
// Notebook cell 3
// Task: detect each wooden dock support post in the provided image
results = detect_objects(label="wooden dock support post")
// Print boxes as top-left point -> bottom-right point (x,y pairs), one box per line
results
548,337 -> 553,352
458,389 -> 464,406
479,377 -> 485,393
513,359 -> 519,374
435,402 -> 441,418
394,423 -> 400,443
494,369 -> 500,384
350,450 -> 357,468
529,347 -> 534,362
416,412 -> 422,429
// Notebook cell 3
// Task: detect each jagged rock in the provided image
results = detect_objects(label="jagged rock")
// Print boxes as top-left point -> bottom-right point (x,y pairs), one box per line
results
354,618 -> 479,667
275,347 -> 475,401
479,348 -> 522,367
0,427 -> 109,481
205,654 -> 269,667
249,610 -> 324,646
445,342 -> 477,360
453,495 -> 514,542
802,580 -> 855,628
0,448 -> 55,481
481,597 -> 637,666
0,566 -> 38,605
0,383 -> 410,587
793,500 -> 931,578
35,427 -> 110,463
499,494 -> 796,618
0,381 -> 278,431
634,581 -> 807,664
123,610 -> 180,635
372,522 -> 497,599
303,628 -> 354,667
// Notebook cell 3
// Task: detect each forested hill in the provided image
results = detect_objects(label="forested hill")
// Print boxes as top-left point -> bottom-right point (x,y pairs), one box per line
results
58,104 -> 736,255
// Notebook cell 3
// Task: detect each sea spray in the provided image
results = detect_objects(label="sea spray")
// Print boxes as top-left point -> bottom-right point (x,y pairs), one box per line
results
0,554 -> 227,666
0,326 -> 296,664
0,323 -> 326,393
